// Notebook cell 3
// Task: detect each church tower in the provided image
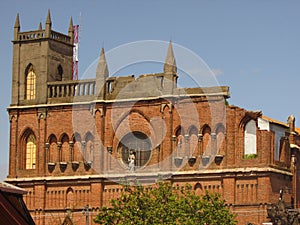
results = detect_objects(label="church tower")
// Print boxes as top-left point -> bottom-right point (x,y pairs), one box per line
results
11,10 -> 74,106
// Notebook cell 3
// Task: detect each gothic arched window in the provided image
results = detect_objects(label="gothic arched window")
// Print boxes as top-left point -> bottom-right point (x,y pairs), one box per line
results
244,120 -> 257,156
26,65 -> 36,100
26,134 -> 36,169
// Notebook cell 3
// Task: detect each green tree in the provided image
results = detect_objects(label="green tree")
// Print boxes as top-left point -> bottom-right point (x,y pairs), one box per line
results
94,181 -> 237,225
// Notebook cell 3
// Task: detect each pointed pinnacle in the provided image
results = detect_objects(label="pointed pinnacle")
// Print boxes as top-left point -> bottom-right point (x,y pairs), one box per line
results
38,22 -> 42,30
46,9 -> 52,25
69,17 -> 74,32
97,48 -> 109,77
14,13 -> 20,29
164,41 -> 177,73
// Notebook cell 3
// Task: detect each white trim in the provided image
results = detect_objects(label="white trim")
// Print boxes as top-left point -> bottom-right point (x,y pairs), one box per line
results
5,166 -> 292,183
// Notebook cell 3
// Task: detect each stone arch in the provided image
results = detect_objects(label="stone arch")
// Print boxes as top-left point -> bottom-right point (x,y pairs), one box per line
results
48,134 -> 58,163
161,103 -> 172,113
174,126 -> 185,156
60,133 -> 70,162
194,183 -> 203,195
66,187 -> 74,209
62,215 -> 74,225
201,124 -> 211,156
113,110 -> 155,156
72,132 -> 83,162
114,108 -> 151,131
216,123 -> 226,156
188,125 -> 198,155
84,132 -> 94,162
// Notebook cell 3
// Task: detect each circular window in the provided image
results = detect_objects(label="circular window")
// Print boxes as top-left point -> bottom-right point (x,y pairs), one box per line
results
118,132 -> 152,169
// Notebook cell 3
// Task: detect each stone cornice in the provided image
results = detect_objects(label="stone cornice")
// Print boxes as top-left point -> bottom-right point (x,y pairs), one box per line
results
5,166 -> 292,183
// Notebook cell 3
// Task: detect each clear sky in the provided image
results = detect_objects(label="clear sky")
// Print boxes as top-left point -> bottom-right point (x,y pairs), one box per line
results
1,1 -> 300,180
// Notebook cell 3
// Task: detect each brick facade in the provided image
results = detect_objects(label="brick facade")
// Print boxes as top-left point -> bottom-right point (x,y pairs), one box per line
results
6,11 -> 300,225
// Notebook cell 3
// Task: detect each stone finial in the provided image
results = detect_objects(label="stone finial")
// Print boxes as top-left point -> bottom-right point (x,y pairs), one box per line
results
14,13 -> 20,40
288,115 -> 295,132
96,48 -> 109,99
68,17 -> 73,33
164,41 -> 177,75
68,17 -> 74,43
38,22 -> 42,30
46,9 -> 52,26
96,48 -> 109,78
45,9 -> 52,38
14,13 -> 20,29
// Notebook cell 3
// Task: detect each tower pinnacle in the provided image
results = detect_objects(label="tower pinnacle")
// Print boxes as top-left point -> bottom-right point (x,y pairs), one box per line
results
38,22 -> 42,30
46,9 -> 52,26
68,17 -> 74,43
45,9 -> 52,38
164,41 -> 177,75
14,13 -> 20,40
97,48 -> 109,78
14,13 -> 20,29
96,48 -> 109,98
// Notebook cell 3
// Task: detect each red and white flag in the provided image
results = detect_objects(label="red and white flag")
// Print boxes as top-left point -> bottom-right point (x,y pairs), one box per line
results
73,25 -> 79,80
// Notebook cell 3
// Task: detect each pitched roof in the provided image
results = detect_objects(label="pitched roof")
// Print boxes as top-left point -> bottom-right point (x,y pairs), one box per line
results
0,182 -> 35,225
261,115 -> 300,134
0,181 -> 27,195
261,115 -> 289,128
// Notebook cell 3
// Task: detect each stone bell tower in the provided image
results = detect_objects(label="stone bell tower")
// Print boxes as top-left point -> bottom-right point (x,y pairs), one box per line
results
11,10 -> 74,106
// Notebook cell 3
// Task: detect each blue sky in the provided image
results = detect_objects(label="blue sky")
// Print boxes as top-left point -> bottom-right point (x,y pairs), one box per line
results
1,1 -> 300,180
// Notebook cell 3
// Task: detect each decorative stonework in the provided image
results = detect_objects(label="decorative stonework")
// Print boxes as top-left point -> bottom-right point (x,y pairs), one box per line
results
71,161 -> 79,171
214,155 -> 224,165
174,157 -> 183,167
9,114 -> 18,122
160,103 -> 172,113
84,161 -> 92,170
59,162 -> 68,172
47,162 -> 55,172
201,155 -> 210,166
188,156 -> 197,166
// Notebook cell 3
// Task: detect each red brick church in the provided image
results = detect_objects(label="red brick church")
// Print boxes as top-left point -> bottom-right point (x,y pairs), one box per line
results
6,11 -> 300,225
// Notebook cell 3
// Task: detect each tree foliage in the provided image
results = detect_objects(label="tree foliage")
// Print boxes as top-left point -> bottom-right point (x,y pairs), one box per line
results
94,181 -> 237,225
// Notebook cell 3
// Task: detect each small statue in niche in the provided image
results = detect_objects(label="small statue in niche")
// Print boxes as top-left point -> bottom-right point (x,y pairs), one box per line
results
128,150 -> 135,172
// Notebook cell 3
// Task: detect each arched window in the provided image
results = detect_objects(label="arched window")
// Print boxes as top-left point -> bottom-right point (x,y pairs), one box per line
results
118,132 -> 152,169
26,65 -> 36,100
244,120 -> 257,155
26,134 -> 36,169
